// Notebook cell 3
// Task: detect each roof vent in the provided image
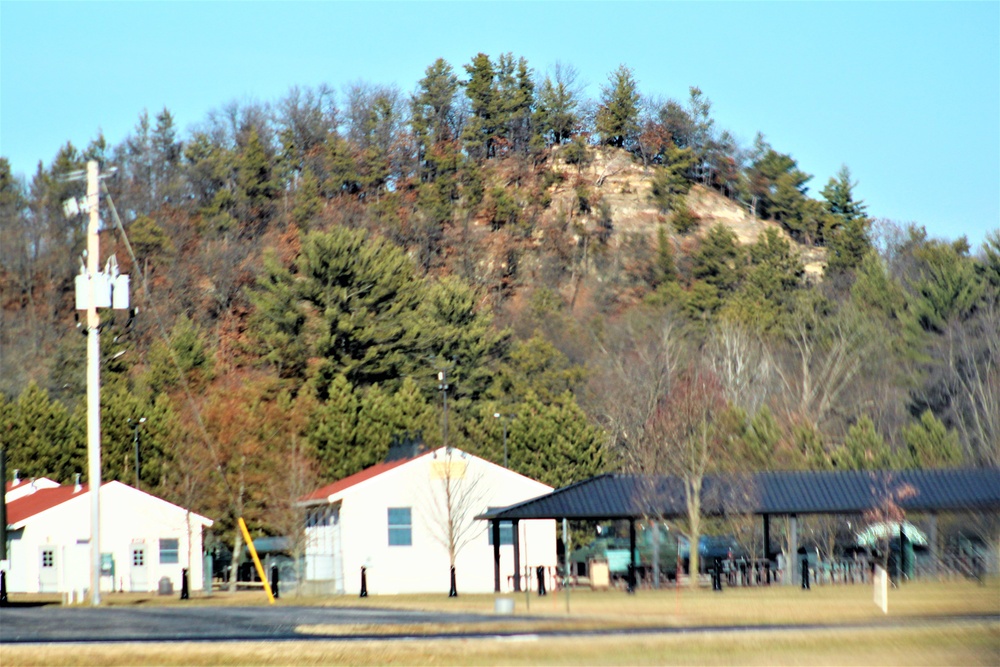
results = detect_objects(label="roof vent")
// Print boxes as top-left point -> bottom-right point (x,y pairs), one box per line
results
11,469 -> 20,486
74,473 -> 82,493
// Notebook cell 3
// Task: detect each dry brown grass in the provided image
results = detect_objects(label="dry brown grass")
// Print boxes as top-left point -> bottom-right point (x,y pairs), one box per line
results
4,580 -> 996,665
2,623 -> 997,666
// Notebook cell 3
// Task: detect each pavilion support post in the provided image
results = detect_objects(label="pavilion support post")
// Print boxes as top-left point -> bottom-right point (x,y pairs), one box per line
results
762,514 -> 770,561
492,519 -> 501,593
788,514 -> 798,586
512,519 -> 521,592
651,519 -> 660,589
628,519 -> 637,594
927,513 -> 938,577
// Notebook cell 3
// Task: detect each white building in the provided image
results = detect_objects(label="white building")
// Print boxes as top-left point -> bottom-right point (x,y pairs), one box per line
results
300,447 -> 556,595
3,479 -> 212,595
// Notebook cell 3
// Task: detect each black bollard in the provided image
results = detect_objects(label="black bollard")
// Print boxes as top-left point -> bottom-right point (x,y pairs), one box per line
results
180,568 -> 189,600
627,564 -> 636,594
801,557 -> 810,590
537,566 -> 546,596
360,566 -> 368,597
765,560 -> 771,585
712,557 -> 723,592
0,570 -> 7,606
271,565 -> 280,599
449,565 -> 457,597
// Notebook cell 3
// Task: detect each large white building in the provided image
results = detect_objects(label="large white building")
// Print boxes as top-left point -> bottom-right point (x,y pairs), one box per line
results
299,447 -> 556,595
3,478 -> 212,595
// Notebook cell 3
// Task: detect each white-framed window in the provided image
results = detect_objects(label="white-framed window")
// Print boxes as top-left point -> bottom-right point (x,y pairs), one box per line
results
159,538 -> 179,564
387,507 -> 412,546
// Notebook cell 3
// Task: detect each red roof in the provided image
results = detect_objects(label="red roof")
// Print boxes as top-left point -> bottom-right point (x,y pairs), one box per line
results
300,452 -> 430,503
6,485 -> 89,525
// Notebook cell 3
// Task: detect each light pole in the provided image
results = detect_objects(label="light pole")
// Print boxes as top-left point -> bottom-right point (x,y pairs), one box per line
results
437,369 -> 449,451
493,413 -> 511,468
129,417 -> 146,490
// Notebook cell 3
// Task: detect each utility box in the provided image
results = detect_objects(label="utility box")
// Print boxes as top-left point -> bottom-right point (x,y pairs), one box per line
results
589,559 -> 610,589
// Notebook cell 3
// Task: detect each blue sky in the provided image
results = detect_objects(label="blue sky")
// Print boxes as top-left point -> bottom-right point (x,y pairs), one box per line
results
2,1 -> 997,247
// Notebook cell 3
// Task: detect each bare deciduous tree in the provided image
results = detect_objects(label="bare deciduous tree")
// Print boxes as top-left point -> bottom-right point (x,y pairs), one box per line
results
586,307 -> 685,468
422,450 -> 487,595
643,365 -> 728,588
775,294 -> 881,436
705,321 -> 775,416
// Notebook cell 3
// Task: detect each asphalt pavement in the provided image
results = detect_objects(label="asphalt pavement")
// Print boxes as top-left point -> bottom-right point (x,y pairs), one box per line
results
0,604 -> 509,643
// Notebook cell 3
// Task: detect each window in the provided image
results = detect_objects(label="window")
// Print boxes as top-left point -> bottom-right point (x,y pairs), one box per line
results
159,538 -> 179,564
488,521 -> 514,546
41,549 -> 54,567
387,507 -> 412,546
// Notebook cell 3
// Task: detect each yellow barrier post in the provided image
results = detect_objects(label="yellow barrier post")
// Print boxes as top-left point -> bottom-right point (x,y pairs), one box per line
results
238,517 -> 275,604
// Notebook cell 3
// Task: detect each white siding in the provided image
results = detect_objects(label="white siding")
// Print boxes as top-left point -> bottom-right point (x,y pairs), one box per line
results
305,449 -> 557,595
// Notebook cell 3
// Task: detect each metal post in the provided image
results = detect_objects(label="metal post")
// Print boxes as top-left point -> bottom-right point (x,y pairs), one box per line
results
788,514 -> 798,587
512,519 -> 521,592
651,519 -> 660,589
503,420 -> 508,468
86,160 -> 102,606
628,519 -> 637,594
928,513 -> 938,576
492,520 -> 501,593
562,518 -> 570,613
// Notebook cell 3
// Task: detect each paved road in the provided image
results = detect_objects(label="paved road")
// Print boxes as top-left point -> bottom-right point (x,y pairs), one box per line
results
2,604 -> 996,645
0,604 -> 512,643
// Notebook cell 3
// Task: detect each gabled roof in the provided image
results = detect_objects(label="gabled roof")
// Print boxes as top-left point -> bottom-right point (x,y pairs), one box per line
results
6,481 -> 214,528
479,468 -> 1000,521
6,484 -> 89,525
299,451 -> 432,504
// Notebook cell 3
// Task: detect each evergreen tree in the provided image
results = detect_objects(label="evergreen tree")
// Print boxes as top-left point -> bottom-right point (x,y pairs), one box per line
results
535,63 -> 580,146
5,382 -> 85,482
822,166 -> 872,271
234,127 -> 278,234
835,416 -> 900,470
649,145 -> 694,214
595,65 -> 641,149
462,53 -> 498,160
902,410 -> 962,468
411,58 -> 461,181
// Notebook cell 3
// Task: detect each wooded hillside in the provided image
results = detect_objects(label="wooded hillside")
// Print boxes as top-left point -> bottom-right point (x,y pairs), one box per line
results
1,54 -> 997,545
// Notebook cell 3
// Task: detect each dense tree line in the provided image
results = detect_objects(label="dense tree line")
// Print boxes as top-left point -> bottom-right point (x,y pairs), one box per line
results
1,53 -> 997,553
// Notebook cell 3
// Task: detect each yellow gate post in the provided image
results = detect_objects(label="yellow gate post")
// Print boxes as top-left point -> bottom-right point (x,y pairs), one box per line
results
238,517 -> 275,604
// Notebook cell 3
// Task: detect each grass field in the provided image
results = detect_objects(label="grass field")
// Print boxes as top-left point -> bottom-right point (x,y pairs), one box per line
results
2,579 -> 997,665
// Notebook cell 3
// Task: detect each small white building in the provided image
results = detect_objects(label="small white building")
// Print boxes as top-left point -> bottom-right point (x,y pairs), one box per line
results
3,479 -> 212,594
300,446 -> 556,595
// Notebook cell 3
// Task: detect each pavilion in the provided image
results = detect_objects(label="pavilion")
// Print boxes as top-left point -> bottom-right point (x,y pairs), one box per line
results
479,468 -> 1000,592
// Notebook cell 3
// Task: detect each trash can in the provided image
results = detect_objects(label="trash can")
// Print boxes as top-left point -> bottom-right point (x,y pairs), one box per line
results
158,576 -> 173,595
494,597 -> 515,614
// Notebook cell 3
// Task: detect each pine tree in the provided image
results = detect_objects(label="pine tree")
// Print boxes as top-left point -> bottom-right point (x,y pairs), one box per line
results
902,410 -> 962,468
595,65 -> 641,149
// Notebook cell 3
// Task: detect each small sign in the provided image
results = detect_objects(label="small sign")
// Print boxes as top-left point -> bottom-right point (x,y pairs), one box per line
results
873,565 -> 888,614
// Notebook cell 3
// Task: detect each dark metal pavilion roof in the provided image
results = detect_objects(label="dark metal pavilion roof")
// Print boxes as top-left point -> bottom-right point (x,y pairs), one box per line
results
478,468 -> 1000,521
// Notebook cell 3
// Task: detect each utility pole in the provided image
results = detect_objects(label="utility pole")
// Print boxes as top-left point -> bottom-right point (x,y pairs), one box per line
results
85,160 -> 103,606
66,160 -> 128,606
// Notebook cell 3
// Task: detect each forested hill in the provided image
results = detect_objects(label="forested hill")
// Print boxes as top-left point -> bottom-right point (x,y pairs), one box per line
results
1,55 -> 998,543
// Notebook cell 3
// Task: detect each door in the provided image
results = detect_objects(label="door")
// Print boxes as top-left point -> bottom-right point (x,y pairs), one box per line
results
130,545 -> 148,591
39,547 -> 59,592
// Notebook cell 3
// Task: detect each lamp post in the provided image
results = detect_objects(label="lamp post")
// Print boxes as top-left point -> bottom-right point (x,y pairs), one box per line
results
493,413 -> 511,468
129,417 -> 146,490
